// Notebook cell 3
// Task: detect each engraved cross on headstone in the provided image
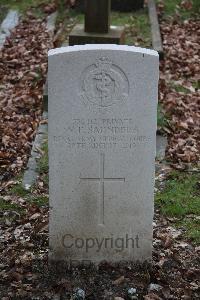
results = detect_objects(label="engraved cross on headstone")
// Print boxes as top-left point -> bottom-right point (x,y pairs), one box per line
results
85,0 -> 111,34
80,153 -> 125,225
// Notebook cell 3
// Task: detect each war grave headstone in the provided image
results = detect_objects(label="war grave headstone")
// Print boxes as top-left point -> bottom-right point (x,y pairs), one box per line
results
69,0 -> 124,45
48,44 -> 159,264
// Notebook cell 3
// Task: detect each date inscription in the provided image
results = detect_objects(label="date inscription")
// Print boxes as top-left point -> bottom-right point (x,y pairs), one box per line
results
53,118 -> 150,150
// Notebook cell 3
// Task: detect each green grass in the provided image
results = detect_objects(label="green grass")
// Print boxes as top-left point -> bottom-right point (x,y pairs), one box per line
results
156,171 -> 200,244
170,83 -> 191,94
157,0 -> 200,18
169,80 -> 200,94
67,9 -> 84,23
0,197 -> 25,222
157,103 -> 169,130
0,5 -> 7,24
112,9 -> 151,47
28,195 -> 48,207
179,219 -> 200,243
9,183 -> 48,207
1,142 -> 49,209
7,179 -> 48,207
192,80 -> 200,91
7,183 -> 48,207
37,141 -> 49,189
67,8 -> 151,47
37,141 -> 48,174
42,173 -> 49,186
0,0 -> 51,17
0,197 -> 24,212
9,181 -> 31,197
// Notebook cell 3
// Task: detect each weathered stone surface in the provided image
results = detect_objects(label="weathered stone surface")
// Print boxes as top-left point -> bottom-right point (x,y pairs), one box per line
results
0,10 -> 19,34
156,134 -> 167,160
48,45 -> 159,264
46,11 -> 57,38
0,10 -> 19,49
69,24 -> 124,45
148,0 -> 164,59
22,112 -> 48,190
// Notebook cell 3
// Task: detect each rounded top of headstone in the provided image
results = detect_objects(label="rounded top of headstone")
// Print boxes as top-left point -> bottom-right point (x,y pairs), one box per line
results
48,44 -> 158,57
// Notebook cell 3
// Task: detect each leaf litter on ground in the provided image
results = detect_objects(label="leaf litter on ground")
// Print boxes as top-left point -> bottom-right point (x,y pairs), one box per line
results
158,7 -> 200,169
0,12 -> 53,182
0,1 -> 200,299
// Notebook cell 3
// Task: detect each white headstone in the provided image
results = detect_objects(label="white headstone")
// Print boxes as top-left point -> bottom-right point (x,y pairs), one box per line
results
48,45 -> 159,264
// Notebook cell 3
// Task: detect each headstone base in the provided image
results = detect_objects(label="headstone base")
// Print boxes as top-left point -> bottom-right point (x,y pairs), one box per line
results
69,24 -> 124,46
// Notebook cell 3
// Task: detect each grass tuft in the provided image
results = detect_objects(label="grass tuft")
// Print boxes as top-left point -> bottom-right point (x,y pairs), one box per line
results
0,0 -> 52,17
37,142 -> 48,174
156,171 -> 200,243
0,197 -> 24,212
0,197 -> 25,222
28,195 -> 48,207
9,182 -> 31,197
157,103 -> 169,130
157,0 -> 200,19
8,183 -> 48,207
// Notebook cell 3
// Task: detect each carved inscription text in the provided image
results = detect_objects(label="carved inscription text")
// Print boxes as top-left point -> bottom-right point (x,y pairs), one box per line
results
53,118 -> 150,151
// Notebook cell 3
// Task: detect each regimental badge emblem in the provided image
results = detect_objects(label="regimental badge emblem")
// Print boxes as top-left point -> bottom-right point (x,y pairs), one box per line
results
80,57 -> 129,108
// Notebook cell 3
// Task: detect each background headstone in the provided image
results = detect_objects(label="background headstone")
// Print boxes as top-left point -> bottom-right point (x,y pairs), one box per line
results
74,0 -> 144,12
69,0 -> 124,45
112,0 -> 144,12
48,45 -> 159,264
85,0 -> 110,33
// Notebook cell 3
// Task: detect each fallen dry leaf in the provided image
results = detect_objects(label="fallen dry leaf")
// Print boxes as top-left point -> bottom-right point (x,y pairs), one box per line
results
159,18 -> 200,166
0,14 -> 52,180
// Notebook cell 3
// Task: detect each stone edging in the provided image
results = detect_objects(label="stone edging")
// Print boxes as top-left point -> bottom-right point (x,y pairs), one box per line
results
0,10 -> 19,49
22,12 -> 57,190
147,0 -> 164,59
22,112 -> 48,190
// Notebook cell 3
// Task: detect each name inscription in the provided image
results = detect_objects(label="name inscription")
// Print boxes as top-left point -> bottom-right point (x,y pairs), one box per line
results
53,118 -> 150,150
